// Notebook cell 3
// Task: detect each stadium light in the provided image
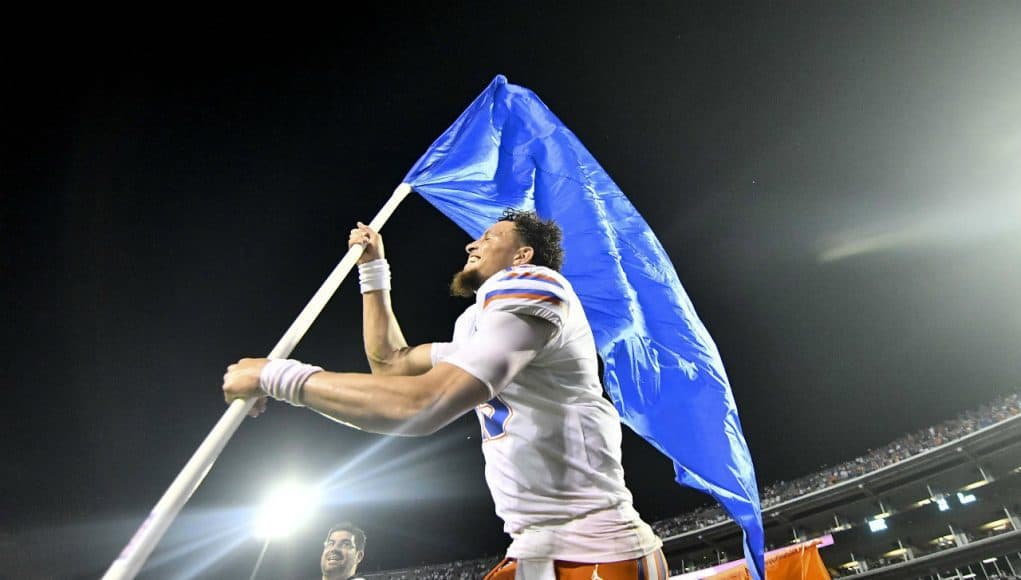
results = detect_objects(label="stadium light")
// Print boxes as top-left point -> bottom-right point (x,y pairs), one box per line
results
867,518 -> 887,532
248,481 -> 322,580
979,518 -> 1011,532
960,479 -> 990,491
957,492 -> 977,505
253,481 -> 322,539
929,533 -> 955,546
936,496 -> 950,512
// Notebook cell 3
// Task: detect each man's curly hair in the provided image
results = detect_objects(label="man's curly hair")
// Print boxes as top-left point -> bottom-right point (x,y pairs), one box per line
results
499,209 -> 564,271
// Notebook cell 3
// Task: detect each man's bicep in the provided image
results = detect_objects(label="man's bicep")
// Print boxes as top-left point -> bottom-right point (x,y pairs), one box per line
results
432,363 -> 494,409
402,363 -> 493,434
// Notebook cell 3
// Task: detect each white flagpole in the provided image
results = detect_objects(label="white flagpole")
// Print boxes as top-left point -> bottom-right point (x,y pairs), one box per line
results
103,183 -> 414,580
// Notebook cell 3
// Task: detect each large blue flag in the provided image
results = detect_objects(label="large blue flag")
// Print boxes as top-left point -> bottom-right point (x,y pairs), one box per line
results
403,74 -> 765,578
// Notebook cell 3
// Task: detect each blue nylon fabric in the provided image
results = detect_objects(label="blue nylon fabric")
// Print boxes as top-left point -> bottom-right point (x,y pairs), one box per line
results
403,75 -> 765,579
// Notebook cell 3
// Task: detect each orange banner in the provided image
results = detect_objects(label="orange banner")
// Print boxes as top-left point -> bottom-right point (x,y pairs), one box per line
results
705,541 -> 831,580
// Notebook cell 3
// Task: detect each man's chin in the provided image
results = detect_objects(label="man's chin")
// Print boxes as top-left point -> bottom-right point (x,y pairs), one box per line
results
450,269 -> 483,298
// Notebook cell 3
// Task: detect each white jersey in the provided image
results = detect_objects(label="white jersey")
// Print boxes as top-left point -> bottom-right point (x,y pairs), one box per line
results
431,265 -> 661,562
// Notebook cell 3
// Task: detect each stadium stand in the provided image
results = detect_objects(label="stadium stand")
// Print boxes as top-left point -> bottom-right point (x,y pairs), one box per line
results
362,391 -> 1021,579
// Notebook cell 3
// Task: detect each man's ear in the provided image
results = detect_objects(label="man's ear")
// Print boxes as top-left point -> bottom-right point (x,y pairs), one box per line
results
356,550 -> 365,563
513,246 -> 535,265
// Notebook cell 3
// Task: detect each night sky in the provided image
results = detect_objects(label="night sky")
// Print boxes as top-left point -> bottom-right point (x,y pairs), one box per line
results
4,4 -> 1021,578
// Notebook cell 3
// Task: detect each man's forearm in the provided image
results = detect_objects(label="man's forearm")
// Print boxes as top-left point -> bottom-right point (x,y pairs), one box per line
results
300,364 -> 489,436
302,369 -> 430,434
361,290 -> 412,374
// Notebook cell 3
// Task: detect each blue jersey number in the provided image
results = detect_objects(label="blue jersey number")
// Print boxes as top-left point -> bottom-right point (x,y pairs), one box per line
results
478,396 -> 512,440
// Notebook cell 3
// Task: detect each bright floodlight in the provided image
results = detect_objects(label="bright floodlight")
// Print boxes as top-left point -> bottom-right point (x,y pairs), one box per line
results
936,496 -> 950,512
868,518 -> 888,532
957,491 -> 977,505
253,482 -> 322,539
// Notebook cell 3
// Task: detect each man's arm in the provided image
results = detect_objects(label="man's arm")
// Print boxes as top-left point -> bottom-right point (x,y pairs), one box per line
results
350,222 -> 433,376
223,359 -> 489,436
302,363 -> 490,435
223,312 -> 554,434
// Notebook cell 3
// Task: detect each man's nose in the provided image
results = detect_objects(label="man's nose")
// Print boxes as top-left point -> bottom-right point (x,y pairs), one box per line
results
466,239 -> 479,253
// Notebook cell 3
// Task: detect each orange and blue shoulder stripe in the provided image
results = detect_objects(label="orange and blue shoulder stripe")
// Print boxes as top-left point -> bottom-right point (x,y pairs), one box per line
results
483,288 -> 563,308
496,269 -> 565,288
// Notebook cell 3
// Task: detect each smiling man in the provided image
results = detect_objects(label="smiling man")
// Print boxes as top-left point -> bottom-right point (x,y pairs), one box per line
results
223,209 -> 666,579
320,522 -> 365,580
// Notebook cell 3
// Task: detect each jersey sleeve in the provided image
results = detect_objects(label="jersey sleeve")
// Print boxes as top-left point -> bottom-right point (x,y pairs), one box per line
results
479,267 -> 570,329
430,341 -> 456,367
441,311 -> 553,397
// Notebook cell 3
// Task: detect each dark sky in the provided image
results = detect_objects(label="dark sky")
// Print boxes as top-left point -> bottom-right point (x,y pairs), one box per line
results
4,3 -> 1021,579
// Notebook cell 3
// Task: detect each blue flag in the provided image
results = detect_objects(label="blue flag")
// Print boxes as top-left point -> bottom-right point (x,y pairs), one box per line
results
403,74 -> 765,579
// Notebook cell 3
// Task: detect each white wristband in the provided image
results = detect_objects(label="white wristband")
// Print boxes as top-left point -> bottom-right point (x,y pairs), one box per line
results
260,358 -> 323,407
358,258 -> 391,294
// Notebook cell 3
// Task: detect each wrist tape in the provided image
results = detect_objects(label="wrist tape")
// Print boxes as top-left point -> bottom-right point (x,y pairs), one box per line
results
358,258 -> 391,294
259,358 -> 323,407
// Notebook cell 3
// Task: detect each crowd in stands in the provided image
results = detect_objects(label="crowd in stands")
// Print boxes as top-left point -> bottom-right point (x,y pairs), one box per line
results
362,391 -> 1019,578
652,391 -> 1020,538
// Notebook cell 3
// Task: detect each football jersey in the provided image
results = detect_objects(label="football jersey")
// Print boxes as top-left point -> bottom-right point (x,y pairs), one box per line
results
432,265 -> 661,562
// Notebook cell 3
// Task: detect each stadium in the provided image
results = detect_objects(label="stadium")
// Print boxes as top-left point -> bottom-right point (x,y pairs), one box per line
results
360,392 -> 1021,579
7,5 -> 1021,580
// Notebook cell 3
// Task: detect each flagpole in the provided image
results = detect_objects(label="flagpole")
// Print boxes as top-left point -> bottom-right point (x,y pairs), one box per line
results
102,183 -> 414,580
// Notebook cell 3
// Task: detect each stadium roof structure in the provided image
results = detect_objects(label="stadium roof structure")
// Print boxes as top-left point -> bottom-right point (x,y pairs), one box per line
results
661,413 -> 1021,577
